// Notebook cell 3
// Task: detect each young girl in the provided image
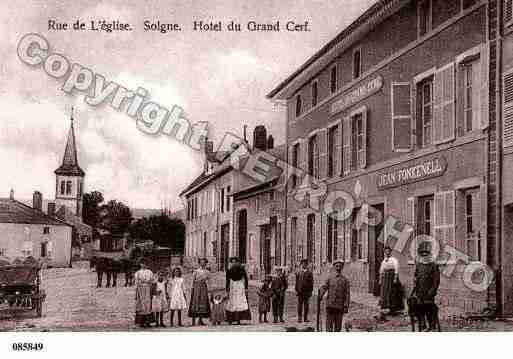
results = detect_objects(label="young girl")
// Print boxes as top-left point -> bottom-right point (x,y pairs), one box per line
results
257,276 -> 273,323
210,291 -> 226,326
168,267 -> 187,327
152,271 -> 168,327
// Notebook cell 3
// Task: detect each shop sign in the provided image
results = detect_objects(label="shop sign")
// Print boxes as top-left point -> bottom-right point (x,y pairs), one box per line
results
377,157 -> 448,189
330,76 -> 383,115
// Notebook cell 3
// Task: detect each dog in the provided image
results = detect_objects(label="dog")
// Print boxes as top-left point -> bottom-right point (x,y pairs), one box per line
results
407,295 -> 441,332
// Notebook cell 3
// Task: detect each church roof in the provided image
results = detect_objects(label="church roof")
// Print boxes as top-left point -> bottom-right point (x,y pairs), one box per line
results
0,198 -> 71,226
54,116 -> 85,177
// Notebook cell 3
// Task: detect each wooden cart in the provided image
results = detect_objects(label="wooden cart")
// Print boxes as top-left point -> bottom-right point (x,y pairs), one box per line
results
0,264 -> 46,318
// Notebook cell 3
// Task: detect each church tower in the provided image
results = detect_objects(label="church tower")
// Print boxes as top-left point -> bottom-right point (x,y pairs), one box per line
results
54,112 -> 85,217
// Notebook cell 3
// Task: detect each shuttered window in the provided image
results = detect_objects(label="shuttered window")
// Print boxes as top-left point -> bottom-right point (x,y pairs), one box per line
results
391,82 -> 413,151
433,63 -> 455,144
342,117 -> 352,175
318,129 -> 328,179
503,69 -> 513,147
308,135 -> 319,179
327,124 -> 340,178
434,191 -> 456,250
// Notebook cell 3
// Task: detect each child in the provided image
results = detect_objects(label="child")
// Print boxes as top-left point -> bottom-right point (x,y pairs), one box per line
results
168,266 -> 187,327
257,276 -> 273,323
271,267 -> 288,323
210,291 -> 226,326
152,271 -> 168,327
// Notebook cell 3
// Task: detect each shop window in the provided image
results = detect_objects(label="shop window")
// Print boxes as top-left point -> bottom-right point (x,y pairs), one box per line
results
418,0 -> 432,37
327,125 -> 340,177
295,94 -> 302,117
306,214 -> 315,263
417,78 -> 433,148
308,135 -> 319,179
330,65 -> 338,94
352,47 -> 362,79
311,80 -> 318,107
464,188 -> 481,261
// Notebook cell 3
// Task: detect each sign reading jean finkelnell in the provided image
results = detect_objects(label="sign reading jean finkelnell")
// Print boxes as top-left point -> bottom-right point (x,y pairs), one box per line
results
330,76 -> 383,115
377,157 -> 448,189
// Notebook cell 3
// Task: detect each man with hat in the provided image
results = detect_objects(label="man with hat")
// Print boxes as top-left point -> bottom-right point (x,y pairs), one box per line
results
295,258 -> 314,323
318,259 -> 350,332
271,266 -> 288,323
412,240 -> 440,331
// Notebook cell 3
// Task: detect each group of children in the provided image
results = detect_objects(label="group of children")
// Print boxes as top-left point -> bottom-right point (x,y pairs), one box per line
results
151,267 -> 188,327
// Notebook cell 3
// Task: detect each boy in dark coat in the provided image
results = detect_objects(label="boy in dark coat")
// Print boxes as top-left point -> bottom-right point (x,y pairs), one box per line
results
257,276 -> 273,323
295,259 -> 314,323
271,267 -> 288,323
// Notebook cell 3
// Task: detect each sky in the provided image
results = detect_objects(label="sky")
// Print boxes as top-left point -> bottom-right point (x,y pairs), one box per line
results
0,0 -> 376,210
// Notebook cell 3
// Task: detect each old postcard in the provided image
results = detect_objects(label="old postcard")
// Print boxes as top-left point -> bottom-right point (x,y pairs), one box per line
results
1,1 -> 512,350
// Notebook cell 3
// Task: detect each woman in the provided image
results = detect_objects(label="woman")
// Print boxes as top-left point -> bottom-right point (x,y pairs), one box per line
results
225,257 -> 251,325
188,258 -> 211,325
379,246 -> 404,317
134,260 -> 154,328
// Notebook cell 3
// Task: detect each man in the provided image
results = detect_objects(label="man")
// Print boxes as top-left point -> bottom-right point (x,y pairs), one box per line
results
412,241 -> 440,331
295,259 -> 314,323
318,259 -> 350,332
271,266 -> 288,323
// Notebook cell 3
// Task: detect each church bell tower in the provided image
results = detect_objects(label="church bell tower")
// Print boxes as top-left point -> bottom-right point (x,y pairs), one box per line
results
54,110 -> 85,217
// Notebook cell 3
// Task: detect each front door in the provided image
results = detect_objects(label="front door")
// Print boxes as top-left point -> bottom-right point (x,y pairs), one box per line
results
238,210 -> 248,263
260,225 -> 271,275
368,203 -> 384,296
220,223 -> 230,271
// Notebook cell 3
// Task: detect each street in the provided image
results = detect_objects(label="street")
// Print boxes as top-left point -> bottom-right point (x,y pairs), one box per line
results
1,266 -> 512,332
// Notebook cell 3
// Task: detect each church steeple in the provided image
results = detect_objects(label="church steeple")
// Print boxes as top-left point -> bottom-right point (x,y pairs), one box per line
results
54,109 -> 85,177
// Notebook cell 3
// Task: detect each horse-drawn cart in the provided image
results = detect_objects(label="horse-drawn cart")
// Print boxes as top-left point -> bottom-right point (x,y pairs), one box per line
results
0,264 -> 46,318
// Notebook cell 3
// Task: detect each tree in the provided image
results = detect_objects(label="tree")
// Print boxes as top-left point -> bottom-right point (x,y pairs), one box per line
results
99,200 -> 133,236
129,214 -> 185,254
82,191 -> 104,227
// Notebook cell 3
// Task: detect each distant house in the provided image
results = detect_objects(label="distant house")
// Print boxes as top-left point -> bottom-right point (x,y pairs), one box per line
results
0,190 -> 72,267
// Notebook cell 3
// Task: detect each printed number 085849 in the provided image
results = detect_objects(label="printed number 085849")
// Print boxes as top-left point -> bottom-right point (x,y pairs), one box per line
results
11,343 -> 44,351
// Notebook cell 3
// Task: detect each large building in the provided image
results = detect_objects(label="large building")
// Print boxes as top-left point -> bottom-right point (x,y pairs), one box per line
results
268,0 -> 502,313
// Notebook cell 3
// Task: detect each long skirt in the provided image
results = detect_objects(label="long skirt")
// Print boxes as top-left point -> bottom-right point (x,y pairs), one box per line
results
188,281 -> 210,318
225,279 -> 251,322
135,282 -> 152,325
379,269 -> 404,311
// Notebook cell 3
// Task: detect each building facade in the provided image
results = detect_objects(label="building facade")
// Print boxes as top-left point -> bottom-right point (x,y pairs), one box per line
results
269,0 -> 500,313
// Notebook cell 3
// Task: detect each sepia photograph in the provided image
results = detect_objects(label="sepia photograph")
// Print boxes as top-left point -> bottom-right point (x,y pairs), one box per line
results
1,1 -> 513,354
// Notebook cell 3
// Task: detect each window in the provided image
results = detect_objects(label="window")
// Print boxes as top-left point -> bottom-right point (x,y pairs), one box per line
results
352,113 -> 364,169
353,48 -> 362,79
306,214 -> 315,263
351,211 -> 363,261
291,143 -> 300,188
327,125 -> 339,177
327,214 -> 338,263
308,135 -> 319,179
295,94 -> 302,117
43,226 -> 50,234
220,188 -> 225,213
434,191 -> 456,250
418,0 -> 432,37
330,65 -> 338,94
417,78 -> 433,147
461,59 -> 480,133
41,242 -> 47,258
343,107 -> 367,175
391,83 -> 413,151
66,180 -> 72,195
60,181 -> 65,195
417,196 -> 434,236
311,80 -> 318,107
464,188 -> 481,261
226,186 -> 231,212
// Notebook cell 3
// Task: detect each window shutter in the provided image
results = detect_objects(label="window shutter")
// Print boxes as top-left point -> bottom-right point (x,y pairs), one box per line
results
361,205 -> 369,261
344,218 -> 351,262
433,70 -> 443,143
434,192 -> 445,246
435,63 -> 455,143
300,138 -> 308,172
342,117 -> 351,175
391,82 -> 413,151
480,184 -> 487,263
360,109 -> 368,169
335,124 -> 342,175
480,42 -> 489,130
406,197 -> 416,258
319,129 -> 328,180
445,191 -> 455,249
503,69 -> 513,147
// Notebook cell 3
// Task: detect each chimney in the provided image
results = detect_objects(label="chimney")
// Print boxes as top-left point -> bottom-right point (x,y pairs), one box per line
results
48,202 -> 56,217
9,189 -> 14,200
253,125 -> 267,151
33,191 -> 43,211
267,135 -> 274,150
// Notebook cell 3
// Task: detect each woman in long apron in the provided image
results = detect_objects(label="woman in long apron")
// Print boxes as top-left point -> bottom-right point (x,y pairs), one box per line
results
225,257 -> 251,325
188,258 -> 211,325
134,261 -> 154,328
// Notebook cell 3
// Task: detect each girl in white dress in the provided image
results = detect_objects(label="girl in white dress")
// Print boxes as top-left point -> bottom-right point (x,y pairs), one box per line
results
168,267 -> 187,327
152,271 -> 168,327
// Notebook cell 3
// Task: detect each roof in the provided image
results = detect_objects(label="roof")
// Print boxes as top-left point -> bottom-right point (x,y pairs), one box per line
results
0,198 -> 71,226
267,0 -> 404,100
55,117 -> 85,177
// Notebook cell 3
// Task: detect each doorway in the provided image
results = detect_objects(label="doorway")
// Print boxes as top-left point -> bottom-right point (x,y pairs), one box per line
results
220,223 -> 230,271
238,209 -> 248,263
368,203 -> 384,296
260,224 -> 271,275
